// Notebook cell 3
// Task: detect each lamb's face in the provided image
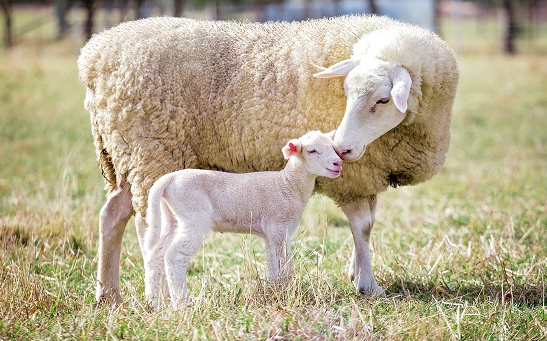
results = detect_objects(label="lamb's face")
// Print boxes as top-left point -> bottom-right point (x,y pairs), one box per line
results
282,131 -> 342,178
313,57 -> 412,161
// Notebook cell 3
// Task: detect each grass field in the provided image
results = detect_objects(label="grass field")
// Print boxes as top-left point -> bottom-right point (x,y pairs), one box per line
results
1,18 -> 547,340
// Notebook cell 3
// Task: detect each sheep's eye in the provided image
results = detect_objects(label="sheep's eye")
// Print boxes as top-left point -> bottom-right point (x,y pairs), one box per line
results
376,98 -> 390,104
307,149 -> 318,154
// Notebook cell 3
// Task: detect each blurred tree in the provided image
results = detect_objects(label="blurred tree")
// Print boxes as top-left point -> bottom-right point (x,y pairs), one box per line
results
54,0 -> 72,39
367,0 -> 378,14
501,0 -> 517,53
82,0 -> 96,40
0,0 -> 12,48
135,0 -> 147,18
475,0 -> 523,54
174,0 -> 185,16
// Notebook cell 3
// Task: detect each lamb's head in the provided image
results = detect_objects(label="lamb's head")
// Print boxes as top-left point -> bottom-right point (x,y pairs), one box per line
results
314,56 -> 412,161
282,130 -> 342,178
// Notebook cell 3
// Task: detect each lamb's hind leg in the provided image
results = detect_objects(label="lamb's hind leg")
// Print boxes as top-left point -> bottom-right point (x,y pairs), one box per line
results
96,178 -> 133,304
135,212 -> 147,259
340,195 -> 385,297
164,221 -> 209,309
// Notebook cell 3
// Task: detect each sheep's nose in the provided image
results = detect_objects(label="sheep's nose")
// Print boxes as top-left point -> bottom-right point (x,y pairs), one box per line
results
335,146 -> 352,159
333,160 -> 342,167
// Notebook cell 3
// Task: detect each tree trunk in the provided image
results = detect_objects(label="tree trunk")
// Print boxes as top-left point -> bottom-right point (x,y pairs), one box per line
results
55,0 -> 69,39
83,0 -> 95,41
118,0 -> 128,22
1,0 -> 13,48
136,0 -> 147,19
502,0 -> 517,54
173,0 -> 185,17
367,0 -> 378,14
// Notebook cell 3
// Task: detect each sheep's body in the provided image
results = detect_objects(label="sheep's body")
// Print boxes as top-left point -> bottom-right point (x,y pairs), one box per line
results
78,15 -> 459,303
144,131 -> 341,308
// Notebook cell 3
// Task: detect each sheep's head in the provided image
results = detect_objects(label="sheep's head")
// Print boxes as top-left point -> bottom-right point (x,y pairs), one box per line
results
314,56 -> 412,161
282,130 -> 342,178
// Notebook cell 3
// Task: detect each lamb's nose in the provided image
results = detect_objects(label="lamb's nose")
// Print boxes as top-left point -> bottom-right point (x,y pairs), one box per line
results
331,160 -> 342,171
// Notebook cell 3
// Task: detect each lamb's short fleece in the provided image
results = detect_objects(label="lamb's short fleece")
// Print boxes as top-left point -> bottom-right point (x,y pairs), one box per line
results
143,131 -> 342,308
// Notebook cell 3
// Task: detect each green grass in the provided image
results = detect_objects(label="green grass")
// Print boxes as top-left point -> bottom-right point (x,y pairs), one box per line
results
1,17 -> 547,340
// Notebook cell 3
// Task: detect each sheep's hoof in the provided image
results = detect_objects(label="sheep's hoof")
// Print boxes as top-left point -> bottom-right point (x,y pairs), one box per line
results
96,286 -> 123,305
358,285 -> 386,298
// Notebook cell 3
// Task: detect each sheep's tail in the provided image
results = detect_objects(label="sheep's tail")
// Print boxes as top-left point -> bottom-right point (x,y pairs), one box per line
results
97,135 -> 117,189
144,177 -> 169,251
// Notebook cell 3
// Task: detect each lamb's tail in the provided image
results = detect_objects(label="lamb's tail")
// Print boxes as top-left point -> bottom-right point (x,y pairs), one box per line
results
144,177 -> 170,251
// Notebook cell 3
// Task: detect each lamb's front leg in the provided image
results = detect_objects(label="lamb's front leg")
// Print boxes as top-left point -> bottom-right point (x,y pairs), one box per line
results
340,195 -> 385,297
264,228 -> 293,284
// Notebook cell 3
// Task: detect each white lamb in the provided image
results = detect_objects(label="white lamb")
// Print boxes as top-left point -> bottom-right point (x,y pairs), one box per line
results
144,131 -> 342,308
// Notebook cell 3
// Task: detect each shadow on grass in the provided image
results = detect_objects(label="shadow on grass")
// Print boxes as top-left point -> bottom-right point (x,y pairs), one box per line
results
384,279 -> 546,307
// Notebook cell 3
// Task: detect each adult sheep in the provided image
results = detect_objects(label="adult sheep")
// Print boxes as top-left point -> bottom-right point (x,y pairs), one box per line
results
78,14 -> 459,304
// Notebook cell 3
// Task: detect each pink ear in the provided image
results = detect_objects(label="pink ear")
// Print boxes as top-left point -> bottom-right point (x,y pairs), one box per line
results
390,68 -> 412,113
282,139 -> 302,159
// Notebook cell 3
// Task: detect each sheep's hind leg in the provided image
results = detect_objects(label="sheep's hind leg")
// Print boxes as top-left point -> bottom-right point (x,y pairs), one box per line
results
96,178 -> 134,304
340,195 -> 385,297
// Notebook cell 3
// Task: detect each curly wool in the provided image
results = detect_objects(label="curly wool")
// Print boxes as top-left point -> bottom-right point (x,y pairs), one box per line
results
78,15 -> 458,215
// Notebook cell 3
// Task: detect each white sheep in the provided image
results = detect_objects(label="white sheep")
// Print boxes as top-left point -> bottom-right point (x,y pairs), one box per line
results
144,131 -> 342,308
77,14 -> 459,303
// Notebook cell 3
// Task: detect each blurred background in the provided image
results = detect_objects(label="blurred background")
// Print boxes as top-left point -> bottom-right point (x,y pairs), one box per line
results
1,0 -> 546,55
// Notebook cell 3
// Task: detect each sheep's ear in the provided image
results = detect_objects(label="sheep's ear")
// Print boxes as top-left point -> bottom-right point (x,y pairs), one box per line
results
282,139 -> 302,159
391,68 -> 412,113
313,59 -> 361,78
326,130 -> 336,140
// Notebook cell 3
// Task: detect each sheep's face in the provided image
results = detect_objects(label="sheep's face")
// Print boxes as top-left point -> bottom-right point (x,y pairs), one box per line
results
313,57 -> 412,161
282,131 -> 342,178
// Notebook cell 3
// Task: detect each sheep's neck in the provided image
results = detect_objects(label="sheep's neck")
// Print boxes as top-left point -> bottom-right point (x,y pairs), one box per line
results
279,157 -> 316,204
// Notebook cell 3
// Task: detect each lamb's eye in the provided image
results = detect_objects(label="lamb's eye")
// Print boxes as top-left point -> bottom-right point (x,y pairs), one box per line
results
307,149 -> 318,154
376,98 -> 390,104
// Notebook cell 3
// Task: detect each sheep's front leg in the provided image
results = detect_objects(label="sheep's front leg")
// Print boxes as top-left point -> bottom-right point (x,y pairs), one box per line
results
340,195 -> 385,297
96,178 -> 133,304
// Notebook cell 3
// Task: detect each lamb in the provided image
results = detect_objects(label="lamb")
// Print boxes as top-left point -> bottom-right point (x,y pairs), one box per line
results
77,14 -> 459,304
143,130 -> 342,308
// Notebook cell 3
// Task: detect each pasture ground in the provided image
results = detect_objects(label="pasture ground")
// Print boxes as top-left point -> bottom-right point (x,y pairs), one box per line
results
1,18 -> 546,340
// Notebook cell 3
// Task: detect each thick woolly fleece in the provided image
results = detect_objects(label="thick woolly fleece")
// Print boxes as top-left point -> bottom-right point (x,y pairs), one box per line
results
78,15 -> 459,216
